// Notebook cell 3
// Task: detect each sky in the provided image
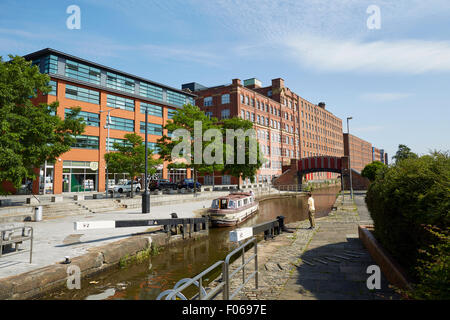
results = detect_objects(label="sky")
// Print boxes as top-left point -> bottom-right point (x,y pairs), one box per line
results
1,0 -> 449,161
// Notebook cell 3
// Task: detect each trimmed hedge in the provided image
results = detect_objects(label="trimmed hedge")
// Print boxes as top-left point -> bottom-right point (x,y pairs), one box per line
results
365,152 -> 450,289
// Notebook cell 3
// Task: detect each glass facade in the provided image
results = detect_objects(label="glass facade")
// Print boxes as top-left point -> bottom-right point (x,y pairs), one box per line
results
139,81 -> 163,101
65,109 -> 100,127
62,161 -> 98,192
65,84 -> 100,104
42,55 -> 58,74
106,137 -> 132,151
72,135 -> 99,149
167,109 -> 176,119
106,72 -> 135,94
110,116 -> 135,132
65,59 -> 101,85
107,94 -> 135,111
46,80 -> 57,96
140,122 -> 163,136
140,103 -> 162,117
167,90 -> 186,106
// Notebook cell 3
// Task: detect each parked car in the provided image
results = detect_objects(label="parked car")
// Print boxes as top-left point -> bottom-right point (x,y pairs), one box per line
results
149,179 -> 178,191
113,181 -> 141,193
178,178 -> 202,189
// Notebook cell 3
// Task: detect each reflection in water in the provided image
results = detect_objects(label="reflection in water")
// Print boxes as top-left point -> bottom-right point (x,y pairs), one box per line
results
43,186 -> 340,300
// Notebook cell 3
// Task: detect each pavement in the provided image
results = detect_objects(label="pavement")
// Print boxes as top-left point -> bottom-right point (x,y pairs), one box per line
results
222,190 -> 400,300
0,198 -> 214,279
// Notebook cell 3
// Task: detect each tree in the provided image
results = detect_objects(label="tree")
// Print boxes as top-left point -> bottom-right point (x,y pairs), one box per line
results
393,144 -> 418,163
361,161 -> 387,182
222,117 -> 265,189
0,55 -> 85,195
104,133 -> 162,198
157,104 -> 225,195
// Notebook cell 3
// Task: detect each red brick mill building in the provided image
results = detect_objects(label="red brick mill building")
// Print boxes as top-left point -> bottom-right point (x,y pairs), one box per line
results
182,78 -> 345,186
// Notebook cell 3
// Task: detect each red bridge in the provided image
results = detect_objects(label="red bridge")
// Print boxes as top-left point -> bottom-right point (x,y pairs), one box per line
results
275,156 -> 349,185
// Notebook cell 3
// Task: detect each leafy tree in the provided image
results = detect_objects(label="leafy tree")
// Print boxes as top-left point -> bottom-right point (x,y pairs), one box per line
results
393,144 -> 418,163
222,117 -> 265,189
157,104 -> 225,194
0,55 -> 85,195
361,161 -> 387,182
105,133 -> 162,198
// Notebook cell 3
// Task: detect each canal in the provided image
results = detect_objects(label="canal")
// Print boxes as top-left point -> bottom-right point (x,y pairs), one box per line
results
43,186 -> 340,300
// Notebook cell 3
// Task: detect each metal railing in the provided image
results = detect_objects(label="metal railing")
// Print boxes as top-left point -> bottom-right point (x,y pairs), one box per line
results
157,237 -> 258,300
156,216 -> 289,300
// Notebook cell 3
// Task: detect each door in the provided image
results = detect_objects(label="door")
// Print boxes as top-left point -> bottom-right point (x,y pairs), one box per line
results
63,173 -> 71,192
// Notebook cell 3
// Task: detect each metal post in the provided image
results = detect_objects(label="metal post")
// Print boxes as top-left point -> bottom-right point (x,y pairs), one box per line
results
142,108 -> 150,213
347,117 -> 354,200
106,112 -> 110,198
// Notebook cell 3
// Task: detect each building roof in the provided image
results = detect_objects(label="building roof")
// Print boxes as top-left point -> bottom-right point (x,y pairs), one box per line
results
23,48 -> 196,98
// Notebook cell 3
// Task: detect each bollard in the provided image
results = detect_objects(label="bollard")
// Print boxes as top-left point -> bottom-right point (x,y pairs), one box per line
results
34,206 -> 43,222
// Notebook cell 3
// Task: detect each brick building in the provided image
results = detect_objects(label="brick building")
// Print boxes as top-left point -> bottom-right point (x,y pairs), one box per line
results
343,133 -> 373,173
183,77 -> 344,185
15,48 -> 196,195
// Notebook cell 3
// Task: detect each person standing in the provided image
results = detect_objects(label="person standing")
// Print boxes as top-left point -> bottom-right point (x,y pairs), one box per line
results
307,192 -> 315,229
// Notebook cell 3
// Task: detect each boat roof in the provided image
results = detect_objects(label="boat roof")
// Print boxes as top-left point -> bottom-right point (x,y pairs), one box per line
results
214,192 -> 253,201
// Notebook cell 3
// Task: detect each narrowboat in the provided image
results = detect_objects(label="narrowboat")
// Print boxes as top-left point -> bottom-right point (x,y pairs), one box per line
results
208,192 -> 259,227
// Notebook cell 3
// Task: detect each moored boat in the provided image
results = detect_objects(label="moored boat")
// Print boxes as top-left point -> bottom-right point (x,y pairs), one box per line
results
208,192 -> 259,227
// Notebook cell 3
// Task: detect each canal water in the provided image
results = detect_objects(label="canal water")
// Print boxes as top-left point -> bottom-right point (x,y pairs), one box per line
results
43,186 -> 340,300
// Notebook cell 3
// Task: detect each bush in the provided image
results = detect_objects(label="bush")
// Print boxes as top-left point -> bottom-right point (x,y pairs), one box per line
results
365,151 -> 450,288
362,161 -> 387,182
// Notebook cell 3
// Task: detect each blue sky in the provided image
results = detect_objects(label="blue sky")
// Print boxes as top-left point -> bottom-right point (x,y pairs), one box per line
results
1,0 -> 449,160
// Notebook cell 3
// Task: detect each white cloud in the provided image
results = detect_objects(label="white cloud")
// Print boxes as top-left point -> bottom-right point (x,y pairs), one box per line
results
283,35 -> 450,74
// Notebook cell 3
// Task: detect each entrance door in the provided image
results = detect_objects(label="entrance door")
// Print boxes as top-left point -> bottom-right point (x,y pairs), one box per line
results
63,174 -> 71,192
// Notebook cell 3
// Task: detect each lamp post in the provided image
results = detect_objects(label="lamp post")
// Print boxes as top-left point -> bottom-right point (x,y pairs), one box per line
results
347,117 -> 354,200
100,107 -> 118,198
142,108 -> 150,213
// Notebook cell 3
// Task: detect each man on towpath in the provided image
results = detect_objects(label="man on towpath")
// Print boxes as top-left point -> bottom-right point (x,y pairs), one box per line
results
307,192 -> 315,229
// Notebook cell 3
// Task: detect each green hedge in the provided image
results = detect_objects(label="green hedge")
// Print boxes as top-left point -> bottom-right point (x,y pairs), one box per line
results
365,152 -> 450,296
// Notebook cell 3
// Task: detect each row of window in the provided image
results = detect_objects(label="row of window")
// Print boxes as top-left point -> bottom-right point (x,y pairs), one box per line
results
34,54 -> 193,106
73,135 -> 161,152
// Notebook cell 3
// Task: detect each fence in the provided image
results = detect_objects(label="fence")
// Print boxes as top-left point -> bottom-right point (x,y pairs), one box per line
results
157,216 -> 286,300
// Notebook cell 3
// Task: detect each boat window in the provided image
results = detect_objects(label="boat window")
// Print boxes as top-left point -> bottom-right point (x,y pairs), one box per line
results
220,199 -> 228,209
243,198 -> 248,205
211,199 -> 219,209
229,200 -> 236,209
238,200 -> 242,207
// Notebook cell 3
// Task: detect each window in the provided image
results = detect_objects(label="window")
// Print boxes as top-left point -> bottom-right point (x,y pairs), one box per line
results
221,94 -> 230,104
221,109 -> 230,119
246,111 -> 250,120
167,109 -> 177,119
42,55 -> 58,74
110,116 -> 134,132
65,60 -> 101,84
65,109 -> 99,127
240,94 -> 244,104
268,90 -> 272,97
146,142 -> 160,154
204,97 -> 213,106
72,135 -> 99,149
167,90 -> 186,106
245,96 -> 249,105
205,111 -> 213,119
46,80 -> 57,96
107,138 -> 132,151
140,122 -> 163,136
107,94 -> 134,111
241,110 -> 245,118
140,103 -> 162,117
65,84 -> 100,104
106,72 -> 135,94
140,82 -> 163,101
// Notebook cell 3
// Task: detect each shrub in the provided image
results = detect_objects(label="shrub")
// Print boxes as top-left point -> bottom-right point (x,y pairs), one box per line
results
361,161 -> 387,182
365,151 -> 450,286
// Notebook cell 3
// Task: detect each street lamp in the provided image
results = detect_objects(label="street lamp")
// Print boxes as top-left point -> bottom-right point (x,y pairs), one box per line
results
142,107 -> 150,213
347,117 -> 354,200
100,107 -> 118,198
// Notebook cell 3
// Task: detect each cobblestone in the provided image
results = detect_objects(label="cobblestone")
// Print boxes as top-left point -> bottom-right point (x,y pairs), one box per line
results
213,191 -> 400,300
